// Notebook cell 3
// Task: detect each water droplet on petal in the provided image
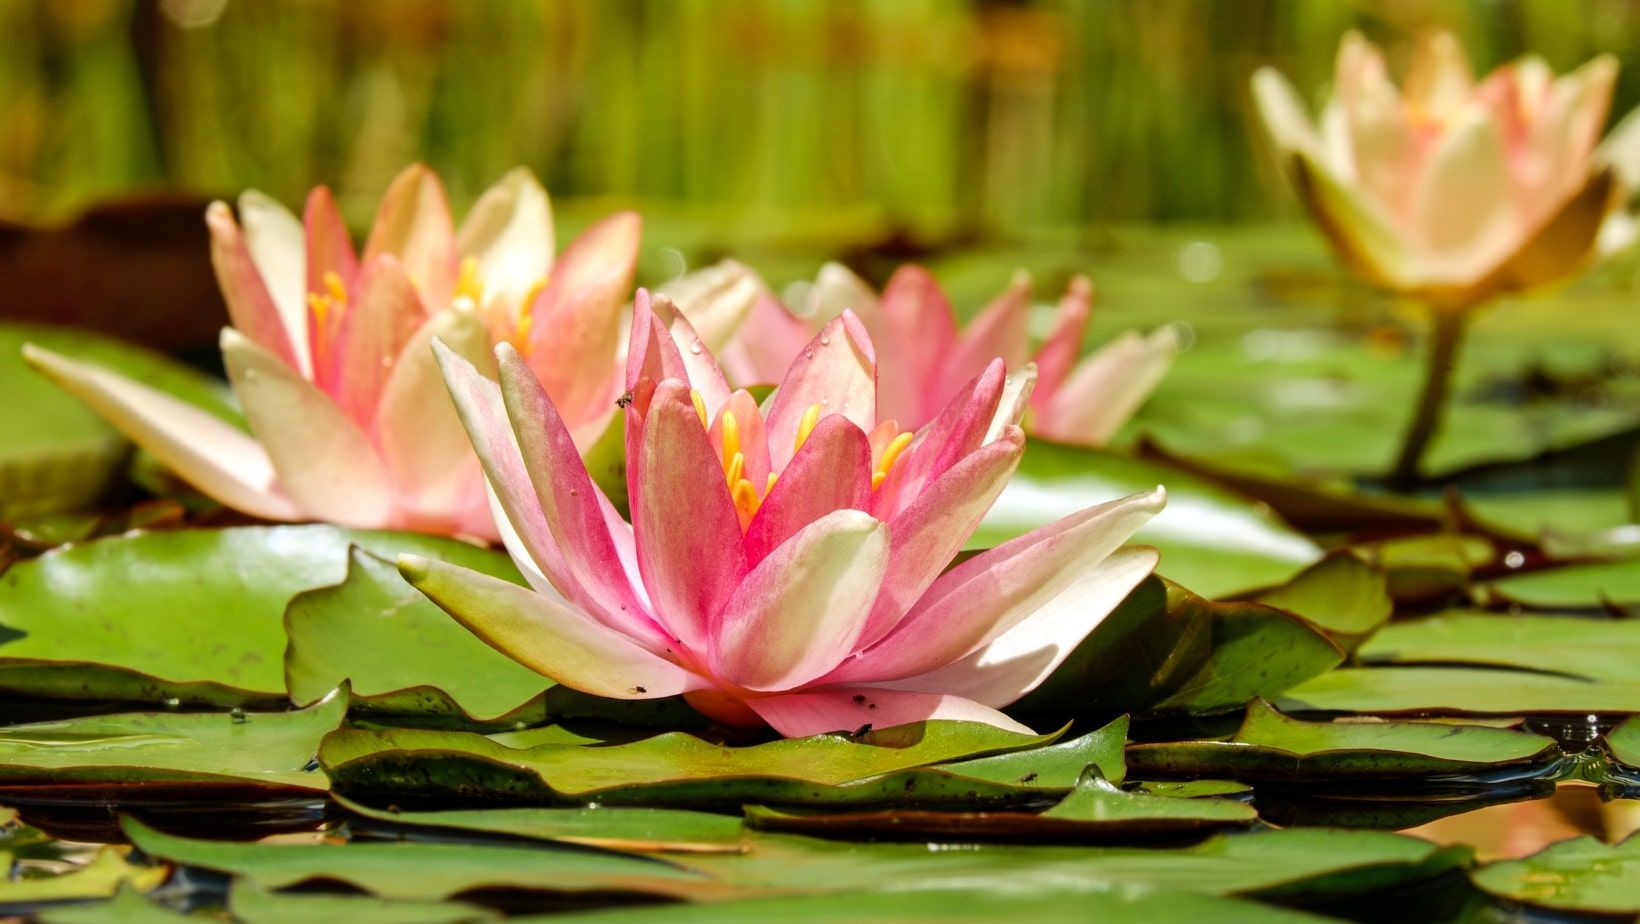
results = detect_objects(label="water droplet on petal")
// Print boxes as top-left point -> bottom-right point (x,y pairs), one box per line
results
819,335 -> 831,346
803,350 -> 814,360
689,339 -> 703,355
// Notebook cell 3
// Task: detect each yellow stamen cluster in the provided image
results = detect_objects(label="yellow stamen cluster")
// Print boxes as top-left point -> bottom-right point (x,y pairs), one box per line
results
872,431 -> 914,490
305,271 -> 349,330
454,256 -> 485,304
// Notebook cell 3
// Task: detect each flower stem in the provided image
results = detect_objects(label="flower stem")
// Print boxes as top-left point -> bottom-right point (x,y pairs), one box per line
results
1390,307 -> 1468,489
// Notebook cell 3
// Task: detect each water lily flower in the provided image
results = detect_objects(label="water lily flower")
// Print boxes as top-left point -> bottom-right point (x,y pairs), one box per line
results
24,164 -> 643,538
704,263 -> 1176,448
403,289 -> 1166,737
1252,31 -> 1640,308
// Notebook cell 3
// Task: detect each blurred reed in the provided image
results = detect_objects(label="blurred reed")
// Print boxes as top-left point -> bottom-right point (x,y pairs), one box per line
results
2,0 -> 1639,248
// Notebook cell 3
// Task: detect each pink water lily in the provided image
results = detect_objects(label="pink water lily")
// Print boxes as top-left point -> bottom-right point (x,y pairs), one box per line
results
1253,31 -> 1640,308
403,289 -> 1165,737
707,263 -> 1176,448
24,164 -> 645,538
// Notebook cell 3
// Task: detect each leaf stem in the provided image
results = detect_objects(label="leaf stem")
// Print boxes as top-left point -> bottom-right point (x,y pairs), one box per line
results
1390,307 -> 1468,489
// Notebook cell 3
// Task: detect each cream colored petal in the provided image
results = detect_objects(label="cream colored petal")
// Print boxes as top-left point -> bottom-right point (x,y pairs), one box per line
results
236,191 -> 312,376
456,166 -> 555,317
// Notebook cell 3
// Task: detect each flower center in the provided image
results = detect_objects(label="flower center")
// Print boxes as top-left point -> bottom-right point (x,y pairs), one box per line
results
305,270 -> 349,368
455,256 -> 548,356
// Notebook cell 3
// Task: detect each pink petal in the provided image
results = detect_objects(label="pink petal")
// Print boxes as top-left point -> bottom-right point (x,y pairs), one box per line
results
879,547 -> 1158,708
220,328 -> 393,528
1032,327 -> 1177,447
630,380 -> 749,654
373,306 -> 494,538
719,288 -> 814,387
853,489 -> 1165,684
844,428 -> 1024,654
626,289 -> 690,392
1030,275 -> 1092,401
206,201 -> 302,374
22,344 -> 299,522
764,312 -> 877,472
362,163 -> 457,310
875,264 -> 959,427
400,554 -> 705,700
871,359 -> 1005,521
986,364 -> 1037,445
455,166 -> 555,316
525,211 -> 641,429
743,414 -> 872,566
303,185 -> 359,303
711,509 -> 889,692
497,344 -> 665,646
323,254 -> 425,427
938,272 -> 1031,397
746,688 -> 1034,737
648,293 -> 731,418
659,259 -> 761,356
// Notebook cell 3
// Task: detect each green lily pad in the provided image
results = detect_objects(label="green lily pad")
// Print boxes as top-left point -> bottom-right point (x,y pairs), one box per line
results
1359,611 -> 1640,680
1,323 -> 241,519
338,795 -> 747,853
1606,716 -> 1640,770
1480,558 -> 1640,609
940,716 -> 1127,788
975,440 -> 1320,599
1470,835 -> 1640,915
0,525 -> 511,706
121,817 -> 710,903
229,883 -> 500,924
1251,551 -> 1390,652
284,548 -> 547,723
1126,700 -> 1559,781
742,776 -> 1254,842
1011,572 -> 1342,724
1352,534 -> 1494,605
544,886 -> 1332,923
681,826 -> 1468,901
34,885 -> 195,924
0,692 -> 344,789
322,721 -> 1063,807
1277,666 -> 1640,715
0,847 -> 166,903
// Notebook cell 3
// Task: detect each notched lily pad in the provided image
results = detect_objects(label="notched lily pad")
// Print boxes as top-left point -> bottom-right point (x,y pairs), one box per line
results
0,525 -> 514,706
1358,611 -> 1640,681
284,547 -> 549,725
0,692 -> 345,790
1470,834 -> 1640,915
1277,666 -> 1640,715
1126,701 -> 1560,783
1480,557 -> 1640,610
321,721 -> 1064,808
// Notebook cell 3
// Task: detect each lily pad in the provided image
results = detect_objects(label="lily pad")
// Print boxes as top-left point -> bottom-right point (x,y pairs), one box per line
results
1480,558 -> 1640,609
1011,572 -> 1341,724
34,885 -> 194,924
1277,666 -> 1640,715
121,817 -> 711,903
1469,834 -> 1640,915
1358,611 -> 1640,680
1,323 -> 240,519
543,886 -> 1332,923
0,525 -> 510,706
1352,534 -> 1494,605
284,548 -> 547,723
229,883 -> 501,924
1126,701 -> 1559,781
322,721 -> 1064,807
0,847 -> 165,903
742,776 -> 1255,841
0,692 -> 344,790
1606,716 -> 1640,770
1251,551 -> 1390,652
338,795 -> 747,853
976,440 -> 1320,599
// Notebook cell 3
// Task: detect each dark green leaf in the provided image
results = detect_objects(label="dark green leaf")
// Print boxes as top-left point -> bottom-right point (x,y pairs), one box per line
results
337,795 -> 746,853
1278,667 -> 1640,715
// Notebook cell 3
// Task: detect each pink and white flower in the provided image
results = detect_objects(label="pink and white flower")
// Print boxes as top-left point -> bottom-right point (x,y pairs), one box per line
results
706,263 -> 1176,448
404,290 -> 1165,737
1253,31 -> 1640,307
25,164 -> 644,538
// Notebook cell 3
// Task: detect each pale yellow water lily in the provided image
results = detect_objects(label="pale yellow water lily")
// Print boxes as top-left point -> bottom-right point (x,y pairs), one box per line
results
1253,31 -> 1640,308
25,164 -> 647,538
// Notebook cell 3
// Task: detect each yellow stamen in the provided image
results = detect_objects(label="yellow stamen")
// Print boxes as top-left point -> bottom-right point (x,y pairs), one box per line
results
873,431 -> 914,491
793,403 -> 822,454
725,451 -> 744,488
323,271 -> 347,305
306,271 -> 350,332
455,255 -> 484,303
731,478 -> 761,530
721,410 -> 741,467
766,472 -> 778,495
691,390 -> 708,428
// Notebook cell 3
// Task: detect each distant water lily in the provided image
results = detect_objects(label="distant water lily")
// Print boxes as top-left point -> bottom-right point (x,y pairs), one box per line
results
25,164 -> 647,538
1253,32 -> 1640,482
705,263 -> 1176,449
405,290 -> 1165,737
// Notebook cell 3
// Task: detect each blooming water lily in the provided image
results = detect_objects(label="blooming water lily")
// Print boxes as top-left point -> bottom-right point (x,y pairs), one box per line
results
403,290 -> 1166,737
1253,31 -> 1639,307
706,262 -> 1176,448
25,164 -> 644,538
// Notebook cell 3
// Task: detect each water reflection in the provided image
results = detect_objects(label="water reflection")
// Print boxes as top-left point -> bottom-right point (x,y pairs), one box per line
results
1403,786 -> 1640,862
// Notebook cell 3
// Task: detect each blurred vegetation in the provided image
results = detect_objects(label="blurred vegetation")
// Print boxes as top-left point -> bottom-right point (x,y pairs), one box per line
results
4,0 -> 1640,245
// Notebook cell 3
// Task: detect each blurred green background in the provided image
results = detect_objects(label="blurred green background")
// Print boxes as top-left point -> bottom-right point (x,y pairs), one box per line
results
5,0 -> 1640,241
